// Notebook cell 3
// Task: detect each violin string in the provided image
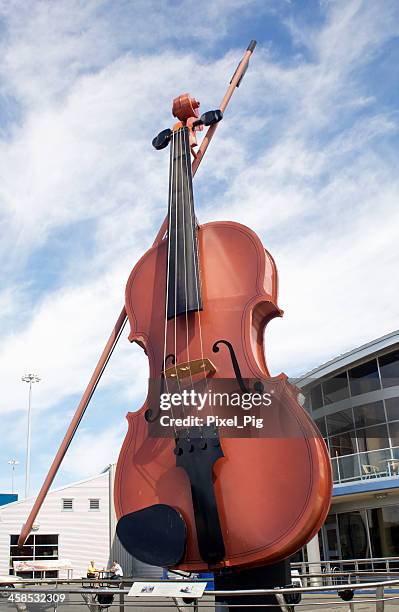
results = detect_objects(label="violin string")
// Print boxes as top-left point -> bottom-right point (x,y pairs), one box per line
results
183,127 -> 212,429
174,129 -> 178,379
183,127 -> 206,380
162,129 -> 177,436
162,131 -> 173,390
172,127 -> 189,437
180,128 -> 195,395
173,128 -> 185,436
179,128 -> 194,439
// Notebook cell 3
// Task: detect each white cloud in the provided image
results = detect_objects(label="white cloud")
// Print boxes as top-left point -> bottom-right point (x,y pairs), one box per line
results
61,423 -> 127,480
0,261 -> 149,414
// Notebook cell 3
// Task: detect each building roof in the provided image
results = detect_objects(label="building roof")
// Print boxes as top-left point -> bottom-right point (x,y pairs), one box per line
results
0,469 -> 109,511
296,329 -> 399,388
0,494 -> 18,507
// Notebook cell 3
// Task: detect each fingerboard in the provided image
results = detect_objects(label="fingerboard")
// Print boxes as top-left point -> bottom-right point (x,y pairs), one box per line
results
167,127 -> 203,320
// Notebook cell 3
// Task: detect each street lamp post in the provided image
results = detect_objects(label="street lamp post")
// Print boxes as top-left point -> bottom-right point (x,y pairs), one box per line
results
21,373 -> 41,498
7,459 -> 19,494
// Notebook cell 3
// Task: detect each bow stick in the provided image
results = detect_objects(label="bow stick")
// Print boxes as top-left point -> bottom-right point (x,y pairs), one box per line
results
18,40 -> 257,547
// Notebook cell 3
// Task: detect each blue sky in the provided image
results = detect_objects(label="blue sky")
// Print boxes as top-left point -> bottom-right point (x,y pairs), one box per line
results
0,0 -> 398,499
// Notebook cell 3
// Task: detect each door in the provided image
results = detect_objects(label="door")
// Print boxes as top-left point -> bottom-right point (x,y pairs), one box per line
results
322,515 -> 341,561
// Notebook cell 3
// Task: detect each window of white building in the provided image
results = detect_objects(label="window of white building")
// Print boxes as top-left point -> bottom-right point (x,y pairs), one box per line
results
10,534 -> 59,578
89,498 -> 100,511
62,498 -> 73,511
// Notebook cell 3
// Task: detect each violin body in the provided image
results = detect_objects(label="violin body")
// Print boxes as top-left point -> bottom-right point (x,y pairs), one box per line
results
114,220 -> 332,570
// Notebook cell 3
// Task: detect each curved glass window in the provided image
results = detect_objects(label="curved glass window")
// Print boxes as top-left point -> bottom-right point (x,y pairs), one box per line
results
386,398 -> 399,422
330,431 -> 357,457
331,458 -> 339,482
311,385 -> 323,410
349,359 -> 380,396
359,448 -> 391,477
379,350 -> 399,388
315,417 -> 327,437
353,401 -> 385,428
326,407 -> 354,436
338,454 -> 361,481
357,424 -> 389,452
389,421 -> 399,447
307,349 -> 399,486
323,372 -> 349,404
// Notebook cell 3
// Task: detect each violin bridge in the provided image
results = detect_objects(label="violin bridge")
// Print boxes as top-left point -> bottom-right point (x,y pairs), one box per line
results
163,358 -> 216,380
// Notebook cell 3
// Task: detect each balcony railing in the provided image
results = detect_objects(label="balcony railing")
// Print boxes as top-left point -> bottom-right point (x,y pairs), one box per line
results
292,555 -> 399,586
331,446 -> 399,484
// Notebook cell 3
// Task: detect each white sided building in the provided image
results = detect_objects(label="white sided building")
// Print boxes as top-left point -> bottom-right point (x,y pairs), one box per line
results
0,466 -> 152,580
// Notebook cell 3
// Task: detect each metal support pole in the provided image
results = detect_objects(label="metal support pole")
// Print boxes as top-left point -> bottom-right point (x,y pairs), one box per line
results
376,585 -> 385,612
25,381 -> 32,498
274,593 -> 292,612
306,534 -> 322,587
21,373 -> 40,499
8,459 -> 19,494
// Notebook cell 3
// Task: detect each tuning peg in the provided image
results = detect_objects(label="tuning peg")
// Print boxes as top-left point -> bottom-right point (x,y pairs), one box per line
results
152,128 -> 172,150
193,109 -> 223,128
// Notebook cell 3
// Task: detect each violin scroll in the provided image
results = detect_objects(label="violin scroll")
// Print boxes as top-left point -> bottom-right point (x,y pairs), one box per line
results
152,92 -> 223,151
172,93 -> 200,121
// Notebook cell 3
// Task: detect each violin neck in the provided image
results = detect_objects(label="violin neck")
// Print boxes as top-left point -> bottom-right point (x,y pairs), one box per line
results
167,127 -> 203,320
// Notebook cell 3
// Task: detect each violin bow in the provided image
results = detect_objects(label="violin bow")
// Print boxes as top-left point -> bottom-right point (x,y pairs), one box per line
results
18,40 -> 257,547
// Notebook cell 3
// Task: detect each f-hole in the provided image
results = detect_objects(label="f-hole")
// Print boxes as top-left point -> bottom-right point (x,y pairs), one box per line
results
212,340 -> 264,393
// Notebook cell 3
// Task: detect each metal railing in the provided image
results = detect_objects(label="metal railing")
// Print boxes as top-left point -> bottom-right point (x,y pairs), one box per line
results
292,556 -> 399,587
1,574 -> 399,610
331,446 -> 399,484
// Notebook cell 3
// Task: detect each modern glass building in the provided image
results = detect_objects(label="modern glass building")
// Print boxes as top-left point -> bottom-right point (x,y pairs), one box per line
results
296,330 -> 399,562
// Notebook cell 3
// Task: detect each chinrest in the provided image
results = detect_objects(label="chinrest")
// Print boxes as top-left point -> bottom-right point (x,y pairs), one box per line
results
116,504 -> 186,567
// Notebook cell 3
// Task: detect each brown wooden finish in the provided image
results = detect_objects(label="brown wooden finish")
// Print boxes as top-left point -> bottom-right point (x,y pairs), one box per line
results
172,93 -> 200,121
163,357 -> 216,380
115,221 -> 332,570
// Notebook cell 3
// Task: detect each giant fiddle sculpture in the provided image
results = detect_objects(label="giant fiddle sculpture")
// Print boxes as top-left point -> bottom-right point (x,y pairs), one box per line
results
18,41 -> 332,572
